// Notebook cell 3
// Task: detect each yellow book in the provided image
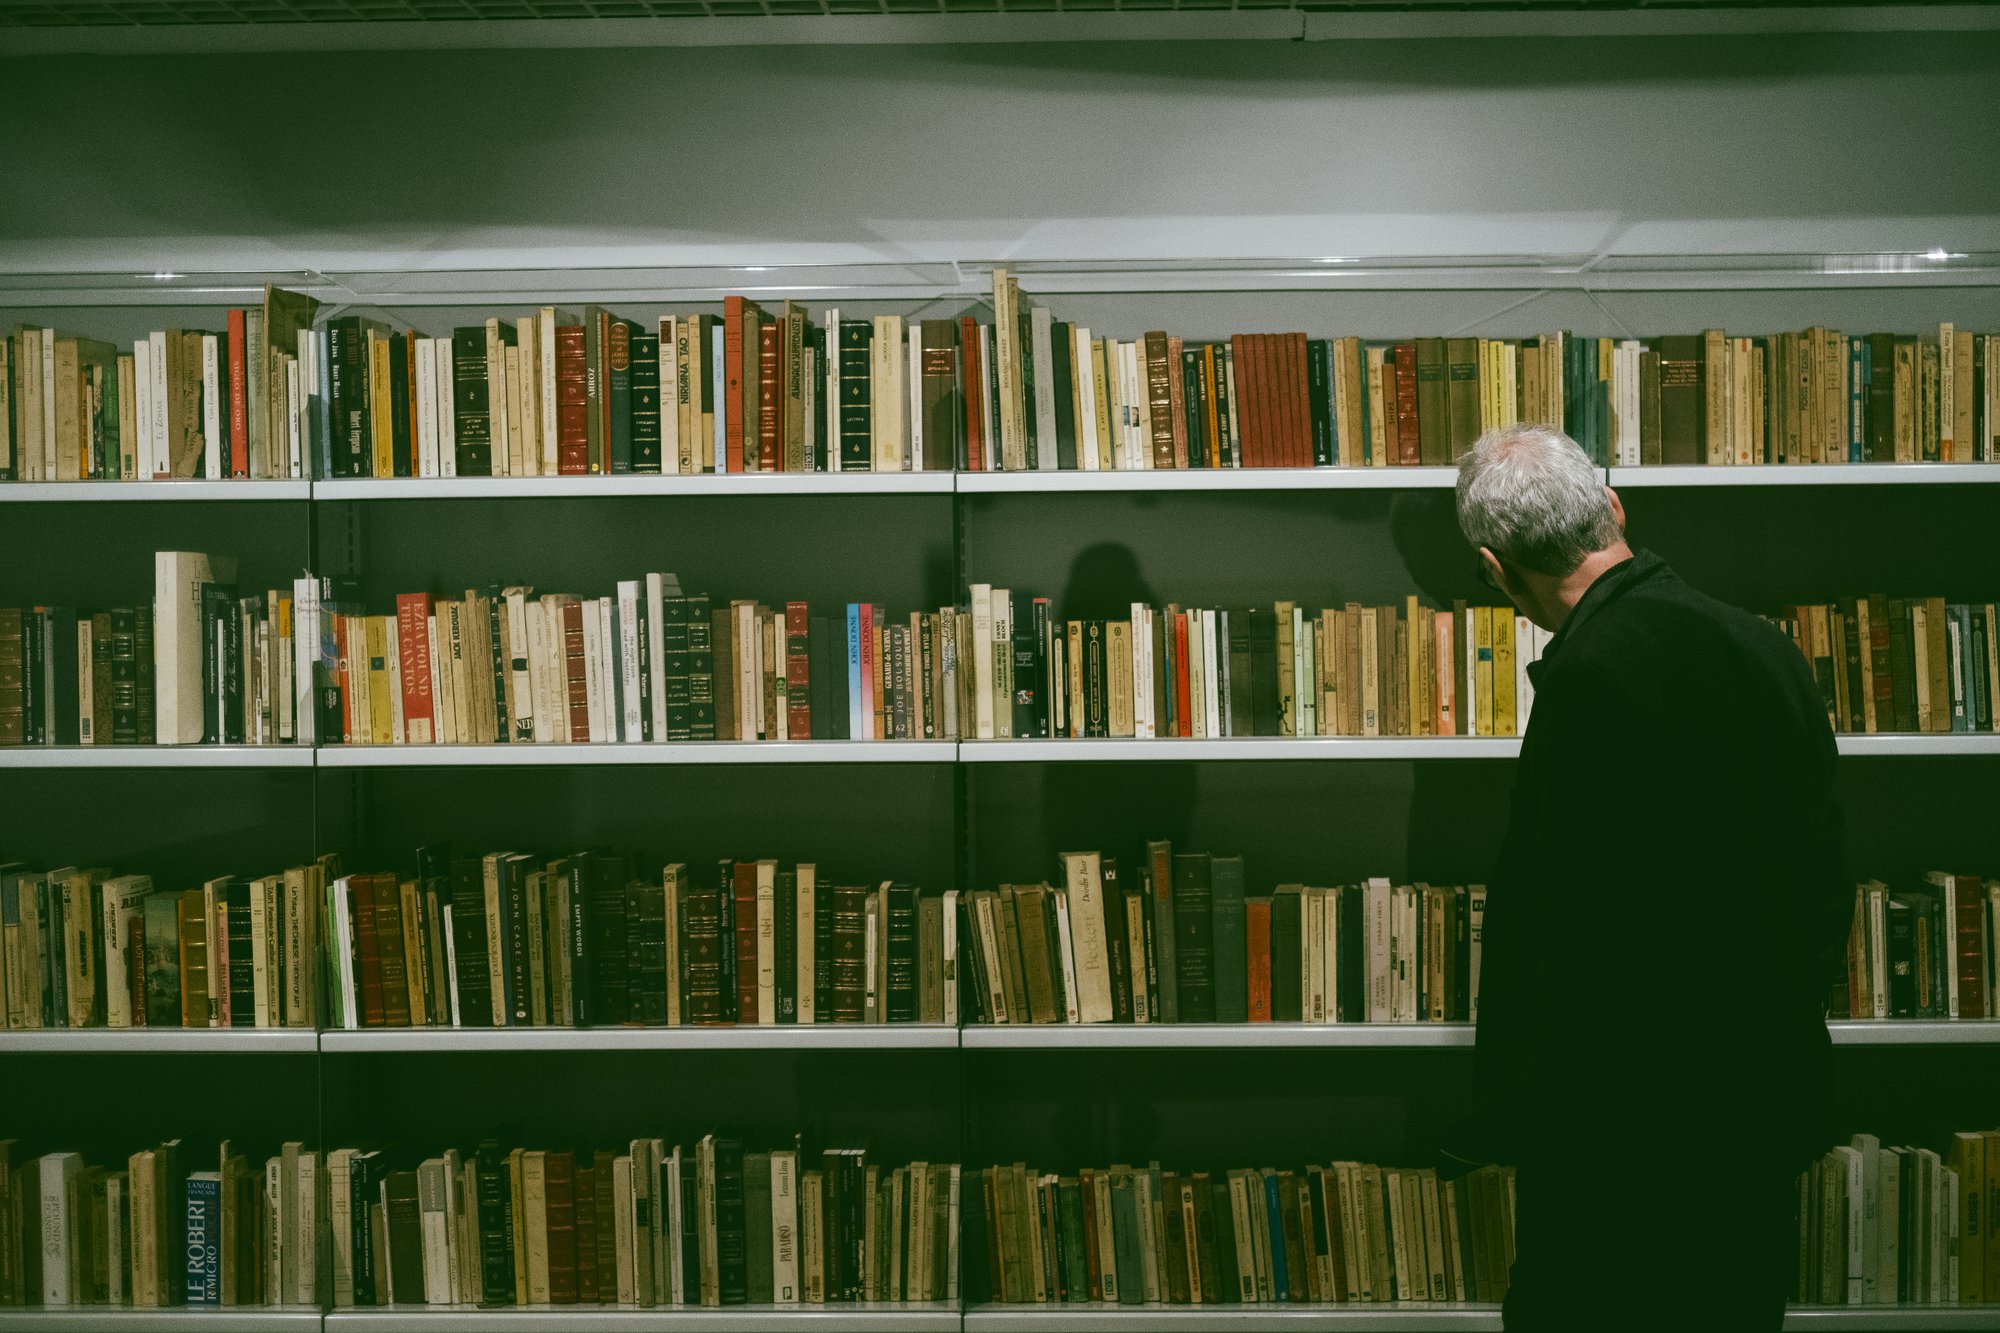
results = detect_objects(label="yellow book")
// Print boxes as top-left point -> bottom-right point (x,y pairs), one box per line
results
1474,608 -> 1495,737
1404,596 -> 1425,738
366,615 -> 394,746
1493,611 -> 1517,737
1275,600 -> 1296,737
1091,338 -> 1115,471
368,331 -> 394,478
1948,1132 -> 1986,1302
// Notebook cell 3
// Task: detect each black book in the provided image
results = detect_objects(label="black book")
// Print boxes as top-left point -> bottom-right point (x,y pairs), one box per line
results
885,882 -> 919,1023
388,331 -> 412,476
484,588 -> 510,744
1019,310 -> 1038,470
1182,347 -> 1206,467
808,615 -> 835,740
1226,610 -> 1253,738
474,1141 -> 516,1304
19,609 -> 42,745
745,1152 -> 774,1301
608,317 -> 637,474
660,596 -> 692,741
1170,853 -> 1216,1022
1884,893 -> 1916,1018
1248,608 -> 1279,736
631,331 -> 662,473
1029,598 -> 1052,739
714,1136 -> 749,1305
838,320 -> 873,472
814,883 -> 835,1021
1052,321 -> 1077,469
1337,886 -> 1365,1023
199,586 -> 233,744
1308,338 -> 1335,467
625,873 -> 666,1026
1270,886 -> 1303,1022
501,853 -> 534,1025
956,895 -> 989,1024
1209,855 -> 1248,1024
774,869 -> 798,1024
450,326 -> 491,477
1011,612 -> 1041,740
716,858 -> 737,1022
447,857 -> 494,1026
685,594 -> 717,741
1101,857 -> 1131,1023
40,606 -> 80,746
326,317 -> 371,477
350,1149 -> 382,1305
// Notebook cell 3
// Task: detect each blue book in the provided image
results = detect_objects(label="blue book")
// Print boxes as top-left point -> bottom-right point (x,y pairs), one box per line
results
183,1172 -> 222,1305
845,605 -> 863,740
711,330 -> 726,473
1262,1171 -> 1290,1301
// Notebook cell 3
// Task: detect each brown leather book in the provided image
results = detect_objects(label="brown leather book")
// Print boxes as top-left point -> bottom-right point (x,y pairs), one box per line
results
177,888 -> 211,1026
684,885 -> 726,1024
1414,338 -> 1449,466
1160,1172 -> 1191,1304
756,318 -> 781,473
372,874 -> 412,1028
572,1158 -> 599,1302
545,1149 -> 578,1303
1227,335 -> 1259,467
829,883 -> 870,1023
733,860 -> 760,1024
1639,349 -> 1662,465
591,1150 -> 618,1302
1287,334 -> 1313,467
920,319 -> 960,472
554,324 -> 588,475
1190,1171 -> 1221,1303
1165,334 -> 1189,469
1393,344 -> 1420,467
561,601 -> 590,743
1924,595 -> 1950,732
1010,884 -> 1058,1024
1143,332 -> 1176,468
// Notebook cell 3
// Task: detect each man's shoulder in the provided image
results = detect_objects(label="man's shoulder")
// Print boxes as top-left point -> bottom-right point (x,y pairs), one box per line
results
1549,566 -> 1804,687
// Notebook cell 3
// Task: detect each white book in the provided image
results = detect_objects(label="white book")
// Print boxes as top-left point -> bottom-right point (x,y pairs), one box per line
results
100,874 -> 150,1027
658,316 -> 680,474
285,357 -> 302,480
40,1151 -> 81,1304
771,1151 -> 799,1302
201,333 -> 221,479
824,307 -> 842,472
907,329 -> 924,471
1058,851 -> 1115,1022
580,601 -> 606,743
663,1142 -> 684,1304
298,328 -> 317,479
1076,326 -> 1099,469
1364,877 -> 1392,1022
1123,342 -> 1145,468
796,865 -> 816,1024
332,877 -> 359,1028
155,550 -> 229,743
1052,889 -> 1082,1025
617,580 -> 644,743
435,338 -> 457,477
414,337 -> 437,477
418,1158 -> 452,1305
969,584 -> 995,740
523,601 -> 550,744
641,573 -> 669,742
148,330 -> 169,477
1205,610 -> 1223,740
1029,306 -> 1057,469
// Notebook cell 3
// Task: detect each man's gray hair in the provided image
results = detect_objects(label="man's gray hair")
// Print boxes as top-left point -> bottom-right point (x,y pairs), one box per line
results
1455,424 -> 1622,576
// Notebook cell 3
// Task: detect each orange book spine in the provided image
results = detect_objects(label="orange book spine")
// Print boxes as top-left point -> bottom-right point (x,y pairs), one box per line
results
1246,897 -> 1272,1022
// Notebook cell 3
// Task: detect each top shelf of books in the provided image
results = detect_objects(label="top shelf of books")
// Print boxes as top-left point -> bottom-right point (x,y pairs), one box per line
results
6,251 -> 2000,307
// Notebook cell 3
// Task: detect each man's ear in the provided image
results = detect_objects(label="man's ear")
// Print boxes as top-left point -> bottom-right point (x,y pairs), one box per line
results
1605,485 -> 1627,532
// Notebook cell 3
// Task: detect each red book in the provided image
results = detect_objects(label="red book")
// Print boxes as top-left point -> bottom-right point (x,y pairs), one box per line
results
561,601 -> 590,742
1434,612 -> 1457,737
593,308 -> 614,474
1950,873 -> 1987,1019
1394,342 -> 1422,467
1079,1167 -> 1102,1299
733,860 -> 760,1023
1173,612 -> 1192,738
351,875 -> 386,1027
857,602 -> 876,739
372,875 -> 412,1027
1165,334 -> 1188,469
961,315 -> 985,471
757,319 -> 781,472
785,602 -> 811,739
1289,334 -> 1313,467
226,309 -> 250,477
1246,896 -> 1272,1022
544,1149 -> 578,1303
723,295 -> 748,473
1257,334 -> 1281,468
394,594 -> 436,744
555,325 -> 589,475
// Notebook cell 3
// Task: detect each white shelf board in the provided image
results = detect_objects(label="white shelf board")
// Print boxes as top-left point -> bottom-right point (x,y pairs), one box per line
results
965,1305 -> 1500,1330
313,741 -> 953,767
0,745 -> 312,769
326,1304 -> 962,1331
1828,1020 -> 2000,1045
0,480 -> 311,501
1782,1309 -> 2000,1329
956,467 -> 1458,494
1834,734 -> 2000,756
0,1313 -> 323,1331
0,1029 -> 316,1054
321,1025 -> 959,1053
963,1024 -> 1474,1050
313,473 -> 952,500
957,738 -> 1520,762
1610,463 -> 2000,488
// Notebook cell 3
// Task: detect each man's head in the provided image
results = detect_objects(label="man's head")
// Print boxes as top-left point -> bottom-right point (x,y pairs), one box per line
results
1455,423 -> 1632,631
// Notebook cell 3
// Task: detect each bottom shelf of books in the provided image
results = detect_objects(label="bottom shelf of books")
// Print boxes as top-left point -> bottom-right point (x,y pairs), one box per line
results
3,1131 -> 1997,1324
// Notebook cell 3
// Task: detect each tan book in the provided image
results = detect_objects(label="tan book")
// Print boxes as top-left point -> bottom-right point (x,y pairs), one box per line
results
1009,883 -> 1059,1024
1106,620 -> 1134,737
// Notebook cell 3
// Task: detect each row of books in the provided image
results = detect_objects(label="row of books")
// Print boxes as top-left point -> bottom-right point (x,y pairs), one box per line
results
8,841 -> 1995,1033
1798,1131 -> 2000,1305
0,1135 -> 955,1310
1833,874 -> 2000,1021
1784,598 -> 1997,735
9,278 -> 2000,481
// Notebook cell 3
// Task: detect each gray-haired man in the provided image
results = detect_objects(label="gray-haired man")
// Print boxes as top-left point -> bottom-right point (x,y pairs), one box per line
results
1449,424 -> 1848,1332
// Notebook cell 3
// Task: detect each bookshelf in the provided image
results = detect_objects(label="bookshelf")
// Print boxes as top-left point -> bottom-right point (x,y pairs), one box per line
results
8,10 -> 2000,1317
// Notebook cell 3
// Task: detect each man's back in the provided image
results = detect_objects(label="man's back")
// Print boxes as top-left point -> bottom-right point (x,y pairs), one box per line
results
1475,551 -> 1849,1165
